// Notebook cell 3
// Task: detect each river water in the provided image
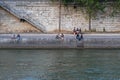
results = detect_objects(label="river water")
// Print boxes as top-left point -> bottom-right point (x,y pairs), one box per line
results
0,49 -> 120,80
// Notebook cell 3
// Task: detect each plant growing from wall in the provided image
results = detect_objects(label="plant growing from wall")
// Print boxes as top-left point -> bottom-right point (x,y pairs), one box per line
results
110,0 -> 120,16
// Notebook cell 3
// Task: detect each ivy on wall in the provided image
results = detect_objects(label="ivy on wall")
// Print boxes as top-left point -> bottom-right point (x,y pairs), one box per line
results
51,0 -> 120,31
51,0 -> 120,17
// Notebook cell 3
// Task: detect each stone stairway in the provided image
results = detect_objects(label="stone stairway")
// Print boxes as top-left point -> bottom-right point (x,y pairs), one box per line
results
0,0 -> 46,33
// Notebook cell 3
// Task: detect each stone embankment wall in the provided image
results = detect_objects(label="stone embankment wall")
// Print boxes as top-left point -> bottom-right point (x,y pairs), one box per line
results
91,7 -> 120,32
84,34 -> 120,48
0,7 -> 41,33
0,34 -> 83,49
5,0 -> 88,33
0,0 -> 120,33
0,34 -> 120,49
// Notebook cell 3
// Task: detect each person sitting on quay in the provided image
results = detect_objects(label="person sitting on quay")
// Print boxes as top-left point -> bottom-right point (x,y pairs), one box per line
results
73,27 -> 77,35
76,33 -> 83,41
72,27 -> 83,41
60,33 -> 64,40
73,27 -> 81,35
76,28 -> 79,34
17,34 -> 21,41
55,33 -> 64,40
56,34 -> 61,39
80,33 -> 83,40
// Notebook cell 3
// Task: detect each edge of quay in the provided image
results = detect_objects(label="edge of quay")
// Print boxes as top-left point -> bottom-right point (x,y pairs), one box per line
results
0,33 -> 120,49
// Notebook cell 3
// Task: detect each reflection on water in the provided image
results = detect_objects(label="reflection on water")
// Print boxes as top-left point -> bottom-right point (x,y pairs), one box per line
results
0,49 -> 120,80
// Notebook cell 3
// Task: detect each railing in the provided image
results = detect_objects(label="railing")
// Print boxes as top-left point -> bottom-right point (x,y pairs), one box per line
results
0,0 -> 46,33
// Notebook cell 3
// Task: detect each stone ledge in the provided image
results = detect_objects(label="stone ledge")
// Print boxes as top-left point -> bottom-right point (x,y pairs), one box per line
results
0,34 -> 120,49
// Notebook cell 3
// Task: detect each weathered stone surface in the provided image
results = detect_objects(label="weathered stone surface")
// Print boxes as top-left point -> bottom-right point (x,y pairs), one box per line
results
84,34 -> 120,48
1,0 -> 120,33
0,34 -> 120,48
0,7 -> 41,33
0,34 -> 83,48
1,1 -> 89,32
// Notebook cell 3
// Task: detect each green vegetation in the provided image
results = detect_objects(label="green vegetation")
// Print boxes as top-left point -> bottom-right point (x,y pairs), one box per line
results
110,0 -> 120,16
53,0 -> 120,16
51,0 -> 120,31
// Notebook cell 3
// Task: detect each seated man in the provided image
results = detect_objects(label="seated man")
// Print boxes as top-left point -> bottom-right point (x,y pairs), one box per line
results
56,34 -> 60,39
76,33 -> 83,41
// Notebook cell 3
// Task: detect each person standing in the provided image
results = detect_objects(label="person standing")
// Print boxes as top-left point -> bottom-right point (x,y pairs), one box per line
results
73,27 -> 76,35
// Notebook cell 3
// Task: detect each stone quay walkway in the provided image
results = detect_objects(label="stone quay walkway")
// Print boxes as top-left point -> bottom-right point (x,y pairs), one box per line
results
0,33 -> 120,49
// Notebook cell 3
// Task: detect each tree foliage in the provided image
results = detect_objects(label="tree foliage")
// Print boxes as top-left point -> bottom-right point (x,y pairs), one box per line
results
110,0 -> 120,16
51,0 -> 120,31
51,0 -> 120,17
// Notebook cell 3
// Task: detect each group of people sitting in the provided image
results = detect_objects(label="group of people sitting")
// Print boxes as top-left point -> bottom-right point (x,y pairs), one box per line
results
56,33 -> 64,40
11,34 -> 21,41
73,27 -> 83,41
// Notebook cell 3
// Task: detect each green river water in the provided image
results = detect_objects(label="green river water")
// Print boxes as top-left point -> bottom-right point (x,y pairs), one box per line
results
0,49 -> 120,80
